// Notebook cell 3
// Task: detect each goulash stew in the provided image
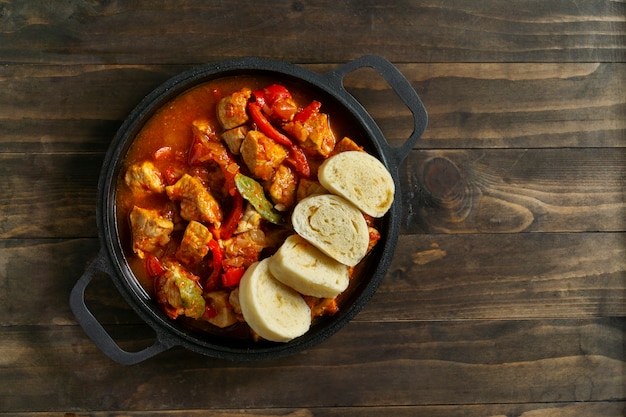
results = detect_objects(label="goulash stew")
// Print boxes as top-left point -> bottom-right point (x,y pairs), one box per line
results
116,76 -> 383,341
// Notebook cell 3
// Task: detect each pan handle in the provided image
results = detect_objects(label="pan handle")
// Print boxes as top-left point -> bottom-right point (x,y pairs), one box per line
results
324,55 -> 427,167
69,249 -> 173,365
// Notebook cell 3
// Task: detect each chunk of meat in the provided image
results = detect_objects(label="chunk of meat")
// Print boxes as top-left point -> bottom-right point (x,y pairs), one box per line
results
204,290 -> 238,328
155,261 -> 205,320
129,206 -> 174,258
228,287 -> 243,316
268,163 -> 297,211
296,178 -> 327,202
216,88 -> 252,130
124,161 -> 165,194
234,203 -> 263,235
283,112 -> 336,157
220,125 -> 249,155
165,174 -> 223,227
332,136 -> 364,154
176,220 -> 213,265
304,296 -> 339,317
188,165 -> 226,201
240,130 -> 288,181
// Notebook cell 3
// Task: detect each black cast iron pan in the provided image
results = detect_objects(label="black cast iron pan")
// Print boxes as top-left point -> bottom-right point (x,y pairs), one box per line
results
70,55 -> 427,364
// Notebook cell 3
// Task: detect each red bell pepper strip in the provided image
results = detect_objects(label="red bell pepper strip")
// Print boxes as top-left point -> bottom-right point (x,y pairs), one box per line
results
287,145 -> 311,178
219,191 -> 243,240
205,239 -> 223,291
252,91 -> 265,107
221,267 -> 245,287
293,100 -> 321,123
188,137 -> 205,166
145,253 -> 165,277
248,102 -> 293,147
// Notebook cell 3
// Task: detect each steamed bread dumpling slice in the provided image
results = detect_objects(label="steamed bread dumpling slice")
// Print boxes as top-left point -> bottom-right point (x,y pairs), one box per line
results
318,151 -> 394,217
238,258 -> 311,342
269,234 -> 350,298
292,194 -> 369,267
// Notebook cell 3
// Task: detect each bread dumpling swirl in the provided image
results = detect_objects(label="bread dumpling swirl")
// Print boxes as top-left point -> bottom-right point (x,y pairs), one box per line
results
318,151 -> 394,218
292,194 -> 369,266
269,234 -> 350,298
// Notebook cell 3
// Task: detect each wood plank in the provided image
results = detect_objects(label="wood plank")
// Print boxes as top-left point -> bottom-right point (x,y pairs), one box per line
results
0,64 -> 187,153
1,233 -> 623,327
356,63 -> 626,149
0,1 -> 624,64
365,232 -> 626,321
402,149 -> 626,234
0,238 -> 106,326
0,319 -> 622,410
4,402 -> 626,417
1,63 -> 624,153
1,148 -> 623,238
0,153 -> 101,239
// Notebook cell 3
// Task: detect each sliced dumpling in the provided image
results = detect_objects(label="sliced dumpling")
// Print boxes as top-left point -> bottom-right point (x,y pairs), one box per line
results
269,234 -> 350,298
318,151 -> 394,217
238,259 -> 311,342
291,194 -> 369,266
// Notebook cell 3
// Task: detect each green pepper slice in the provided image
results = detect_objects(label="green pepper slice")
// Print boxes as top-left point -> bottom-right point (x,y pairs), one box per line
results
234,173 -> 284,225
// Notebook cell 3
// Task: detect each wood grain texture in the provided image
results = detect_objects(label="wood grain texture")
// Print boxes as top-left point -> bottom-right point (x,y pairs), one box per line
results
0,0 -> 624,64
403,149 -> 626,233
7,402 -> 626,417
0,153 -> 100,239
354,63 -> 626,148
0,319 -> 622,411
1,63 -> 624,153
368,232 -> 626,320
10,403 -> 626,417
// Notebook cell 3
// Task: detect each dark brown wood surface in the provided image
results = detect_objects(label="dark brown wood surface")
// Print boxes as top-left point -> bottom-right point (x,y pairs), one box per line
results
1,1 -> 624,416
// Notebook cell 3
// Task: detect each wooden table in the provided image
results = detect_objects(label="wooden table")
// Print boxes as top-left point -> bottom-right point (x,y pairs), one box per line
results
1,1 -> 624,415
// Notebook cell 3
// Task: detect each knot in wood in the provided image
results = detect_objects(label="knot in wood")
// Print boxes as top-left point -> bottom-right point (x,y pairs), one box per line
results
423,157 -> 466,204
